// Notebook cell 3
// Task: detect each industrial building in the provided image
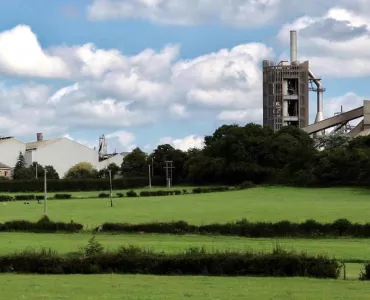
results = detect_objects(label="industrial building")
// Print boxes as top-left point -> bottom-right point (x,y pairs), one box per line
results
0,133 -> 127,178
262,30 -> 370,138
262,30 -> 325,132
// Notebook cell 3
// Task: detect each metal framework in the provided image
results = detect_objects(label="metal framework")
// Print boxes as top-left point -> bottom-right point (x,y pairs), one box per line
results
263,60 -> 309,131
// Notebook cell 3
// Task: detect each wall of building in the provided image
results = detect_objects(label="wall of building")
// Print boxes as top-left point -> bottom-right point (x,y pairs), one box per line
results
98,154 -> 124,170
0,138 -> 26,168
0,169 -> 11,178
33,138 -> 99,178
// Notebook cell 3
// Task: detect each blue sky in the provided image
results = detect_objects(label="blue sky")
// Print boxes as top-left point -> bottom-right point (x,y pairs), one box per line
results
0,0 -> 369,152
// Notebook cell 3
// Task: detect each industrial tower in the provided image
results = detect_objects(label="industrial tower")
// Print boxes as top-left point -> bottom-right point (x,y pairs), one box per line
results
262,30 -> 325,132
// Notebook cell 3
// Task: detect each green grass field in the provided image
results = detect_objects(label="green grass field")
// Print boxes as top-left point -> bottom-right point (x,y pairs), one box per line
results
2,186 -> 370,298
1,274 -> 370,300
1,187 -> 370,227
1,232 -> 370,263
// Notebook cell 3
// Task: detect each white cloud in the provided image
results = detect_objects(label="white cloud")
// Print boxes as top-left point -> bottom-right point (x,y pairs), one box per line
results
277,7 -> 370,77
0,24 -> 274,138
105,131 -> 136,151
0,25 -> 69,78
158,135 -> 204,151
87,0 -> 281,27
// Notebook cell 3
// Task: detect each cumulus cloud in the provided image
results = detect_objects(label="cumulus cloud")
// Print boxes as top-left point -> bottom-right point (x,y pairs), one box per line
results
0,24 -> 275,139
158,135 -> 204,151
0,25 -> 69,78
105,130 -> 136,152
277,7 -> 370,77
87,0 -> 370,27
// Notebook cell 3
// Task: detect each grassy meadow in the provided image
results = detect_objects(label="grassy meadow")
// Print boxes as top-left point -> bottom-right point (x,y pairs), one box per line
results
1,274 -> 370,300
1,187 -> 370,227
1,186 -> 370,298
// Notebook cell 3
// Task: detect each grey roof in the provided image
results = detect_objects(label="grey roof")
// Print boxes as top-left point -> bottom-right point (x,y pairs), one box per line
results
0,162 -> 11,169
26,138 -> 62,150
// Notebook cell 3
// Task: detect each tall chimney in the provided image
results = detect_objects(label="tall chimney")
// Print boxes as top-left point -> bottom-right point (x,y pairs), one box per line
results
290,30 -> 297,63
36,133 -> 43,142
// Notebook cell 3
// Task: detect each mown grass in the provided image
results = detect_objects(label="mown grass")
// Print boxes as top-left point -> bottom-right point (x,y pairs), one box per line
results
1,274 -> 370,299
1,187 -> 370,227
0,232 -> 369,263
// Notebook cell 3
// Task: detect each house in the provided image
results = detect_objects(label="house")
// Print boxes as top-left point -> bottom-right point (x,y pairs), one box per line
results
0,162 -> 11,178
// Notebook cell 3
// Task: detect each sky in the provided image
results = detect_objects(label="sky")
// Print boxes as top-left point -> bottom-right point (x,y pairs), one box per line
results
0,0 -> 370,153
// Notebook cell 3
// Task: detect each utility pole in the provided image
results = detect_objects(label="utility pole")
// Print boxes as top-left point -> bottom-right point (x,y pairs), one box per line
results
44,169 -> 47,216
164,161 -> 175,188
148,165 -> 152,189
151,157 -> 154,177
108,170 -> 113,207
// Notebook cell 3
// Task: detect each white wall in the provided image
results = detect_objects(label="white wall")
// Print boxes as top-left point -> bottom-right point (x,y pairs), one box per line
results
34,138 -> 99,178
98,154 -> 124,170
0,138 -> 26,168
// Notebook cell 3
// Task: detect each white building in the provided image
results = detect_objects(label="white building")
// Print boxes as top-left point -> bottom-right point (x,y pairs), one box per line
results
0,137 -> 26,168
0,133 -> 128,178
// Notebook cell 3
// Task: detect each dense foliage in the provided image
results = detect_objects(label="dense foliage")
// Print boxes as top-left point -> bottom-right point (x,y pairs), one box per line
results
0,216 -> 82,232
9,123 -> 370,187
0,246 -> 340,278
99,218 -> 370,238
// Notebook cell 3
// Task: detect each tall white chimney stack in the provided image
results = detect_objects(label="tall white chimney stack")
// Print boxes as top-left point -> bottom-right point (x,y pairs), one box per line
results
290,30 -> 297,63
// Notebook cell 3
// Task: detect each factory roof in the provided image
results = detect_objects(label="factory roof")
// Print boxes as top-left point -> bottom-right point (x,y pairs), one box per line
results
26,138 -> 62,150
0,162 -> 11,169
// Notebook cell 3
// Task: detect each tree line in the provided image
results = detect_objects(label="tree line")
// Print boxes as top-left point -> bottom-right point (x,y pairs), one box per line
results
7,123 -> 370,187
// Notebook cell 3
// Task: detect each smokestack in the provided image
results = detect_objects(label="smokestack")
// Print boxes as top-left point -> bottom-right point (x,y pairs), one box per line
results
36,133 -> 43,142
290,30 -> 297,63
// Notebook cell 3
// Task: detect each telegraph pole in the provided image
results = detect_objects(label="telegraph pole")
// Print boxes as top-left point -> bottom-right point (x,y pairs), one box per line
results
108,170 -> 113,207
164,161 -> 175,188
148,165 -> 152,189
44,169 -> 47,216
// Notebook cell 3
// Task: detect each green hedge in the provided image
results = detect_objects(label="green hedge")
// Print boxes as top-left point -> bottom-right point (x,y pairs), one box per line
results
0,247 -> 340,278
99,218 -> 370,238
0,216 -> 83,233
0,177 -> 163,192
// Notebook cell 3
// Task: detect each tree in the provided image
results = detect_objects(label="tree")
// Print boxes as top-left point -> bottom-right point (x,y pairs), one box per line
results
121,148 -> 148,176
99,163 -> 120,178
29,162 -> 44,179
44,165 -> 59,179
64,162 -> 98,179
13,152 -> 33,180
150,144 -> 187,183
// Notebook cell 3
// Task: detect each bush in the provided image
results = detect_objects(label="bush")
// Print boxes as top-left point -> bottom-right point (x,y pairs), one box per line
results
0,216 -> 83,233
236,181 -> 257,190
116,193 -> 124,197
98,218 -> 370,238
0,247 -> 340,278
0,195 -> 13,202
14,195 -> 35,200
192,186 -> 229,194
54,194 -> 72,200
126,190 -> 138,197
98,193 -> 110,198
35,195 -> 44,201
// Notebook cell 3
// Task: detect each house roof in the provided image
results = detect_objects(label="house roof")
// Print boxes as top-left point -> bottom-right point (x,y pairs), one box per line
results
0,162 -> 11,169
26,138 -> 62,150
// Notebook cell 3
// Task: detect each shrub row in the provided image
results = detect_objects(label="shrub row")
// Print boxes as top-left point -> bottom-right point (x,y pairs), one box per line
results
0,247 -> 340,278
0,194 -> 72,201
0,177 -> 164,192
0,216 -> 83,233
192,186 -> 229,193
139,190 -> 183,197
99,218 -> 370,238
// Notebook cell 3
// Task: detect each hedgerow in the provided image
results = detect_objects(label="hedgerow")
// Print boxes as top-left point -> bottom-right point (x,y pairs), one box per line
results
99,218 -> 370,238
0,216 -> 83,233
0,244 -> 340,278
